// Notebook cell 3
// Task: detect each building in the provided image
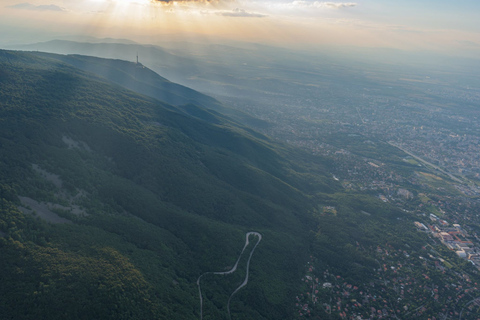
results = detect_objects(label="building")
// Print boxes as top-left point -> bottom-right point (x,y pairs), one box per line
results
439,220 -> 449,226
414,222 -> 428,231
440,232 -> 453,241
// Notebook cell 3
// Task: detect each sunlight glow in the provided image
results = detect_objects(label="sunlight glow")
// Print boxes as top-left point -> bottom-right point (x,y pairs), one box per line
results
111,0 -> 151,3
0,0 -> 477,56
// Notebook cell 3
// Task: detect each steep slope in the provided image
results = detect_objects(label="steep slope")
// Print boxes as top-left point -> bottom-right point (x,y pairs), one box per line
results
32,52 -> 222,110
0,49 -> 336,319
28,49 -> 270,129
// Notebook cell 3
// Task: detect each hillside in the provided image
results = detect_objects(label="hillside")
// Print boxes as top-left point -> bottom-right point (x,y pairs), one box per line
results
2,50 -> 474,319
31,52 -> 219,109
0,49 -> 333,319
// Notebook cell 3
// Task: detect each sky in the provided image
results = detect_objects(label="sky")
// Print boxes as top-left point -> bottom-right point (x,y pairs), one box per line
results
1,0 -> 480,57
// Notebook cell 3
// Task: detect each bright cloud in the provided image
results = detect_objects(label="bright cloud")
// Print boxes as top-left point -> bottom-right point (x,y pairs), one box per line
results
8,2 -> 67,12
284,1 -> 357,9
151,0 -> 218,3
318,2 -> 357,9
217,8 -> 267,18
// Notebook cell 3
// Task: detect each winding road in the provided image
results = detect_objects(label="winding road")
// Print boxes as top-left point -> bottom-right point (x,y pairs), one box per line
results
197,232 -> 262,320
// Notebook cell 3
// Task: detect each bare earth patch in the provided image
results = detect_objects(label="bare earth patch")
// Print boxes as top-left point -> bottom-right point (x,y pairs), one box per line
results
18,196 -> 72,224
49,203 -> 87,216
62,135 -> 91,152
32,164 -> 63,189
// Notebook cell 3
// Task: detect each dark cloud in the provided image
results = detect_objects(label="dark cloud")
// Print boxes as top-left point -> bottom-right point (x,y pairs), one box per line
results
8,2 -> 66,12
153,0 -> 213,2
217,8 -> 267,18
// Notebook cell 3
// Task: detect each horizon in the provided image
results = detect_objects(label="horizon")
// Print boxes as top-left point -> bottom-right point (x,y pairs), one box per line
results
1,0 -> 479,60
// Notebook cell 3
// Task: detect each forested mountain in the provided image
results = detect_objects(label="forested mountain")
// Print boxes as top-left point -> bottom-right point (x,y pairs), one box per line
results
9,40 -> 209,94
30,51 -> 270,130
0,50 -> 449,319
0,49 -> 327,319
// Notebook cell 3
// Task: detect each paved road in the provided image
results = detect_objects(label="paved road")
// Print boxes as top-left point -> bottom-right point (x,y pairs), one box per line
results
197,232 -> 262,320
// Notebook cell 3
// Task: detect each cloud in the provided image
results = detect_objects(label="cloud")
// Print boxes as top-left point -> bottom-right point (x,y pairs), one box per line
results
217,8 -> 267,18
152,0 -> 215,2
319,2 -> 356,9
8,2 -> 66,12
286,1 -> 357,9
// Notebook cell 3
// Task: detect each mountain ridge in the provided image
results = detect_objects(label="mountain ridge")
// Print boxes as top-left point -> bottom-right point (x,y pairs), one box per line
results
0,49 -> 332,319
